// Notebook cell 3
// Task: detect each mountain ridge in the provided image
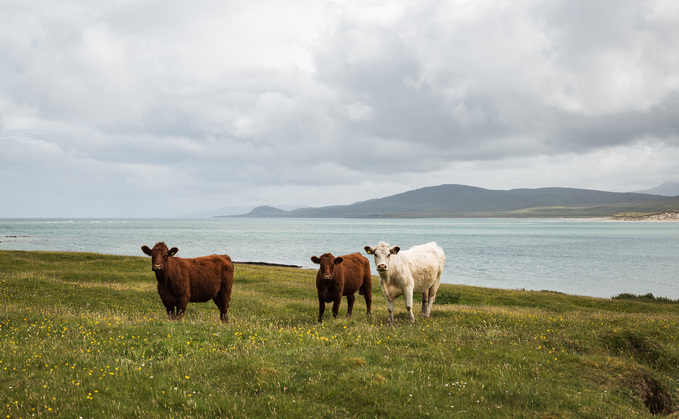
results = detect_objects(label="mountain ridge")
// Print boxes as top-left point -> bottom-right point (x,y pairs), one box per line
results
634,181 -> 679,197
220,184 -> 679,218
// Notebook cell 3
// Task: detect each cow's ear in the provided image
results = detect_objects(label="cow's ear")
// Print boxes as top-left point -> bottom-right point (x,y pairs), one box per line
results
141,246 -> 152,256
390,246 -> 400,255
334,257 -> 344,265
168,247 -> 179,257
311,256 -> 321,264
364,246 -> 374,255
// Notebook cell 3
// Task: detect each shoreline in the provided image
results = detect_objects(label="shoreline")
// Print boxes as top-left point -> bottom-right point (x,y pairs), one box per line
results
235,261 -> 304,269
610,210 -> 679,222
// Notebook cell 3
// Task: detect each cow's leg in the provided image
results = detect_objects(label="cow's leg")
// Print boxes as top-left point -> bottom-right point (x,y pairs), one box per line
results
162,300 -> 177,320
425,277 -> 442,317
386,297 -> 395,326
427,288 -> 439,316
421,292 -> 432,317
318,297 -> 325,323
176,309 -> 186,320
421,290 -> 428,315
214,294 -> 229,324
331,296 -> 342,319
403,287 -> 415,324
219,277 -> 232,324
160,296 -> 175,319
220,305 -> 229,323
176,298 -> 188,320
220,307 -> 229,323
346,294 -> 355,318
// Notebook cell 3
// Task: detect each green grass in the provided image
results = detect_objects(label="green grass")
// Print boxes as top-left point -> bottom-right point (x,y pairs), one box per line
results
1,250 -> 678,417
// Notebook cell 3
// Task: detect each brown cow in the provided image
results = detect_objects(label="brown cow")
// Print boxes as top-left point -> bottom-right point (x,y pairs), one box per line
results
141,242 -> 234,323
310,252 -> 372,323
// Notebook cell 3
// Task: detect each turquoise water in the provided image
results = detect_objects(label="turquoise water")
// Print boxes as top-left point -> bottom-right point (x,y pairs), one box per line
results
1,218 -> 677,299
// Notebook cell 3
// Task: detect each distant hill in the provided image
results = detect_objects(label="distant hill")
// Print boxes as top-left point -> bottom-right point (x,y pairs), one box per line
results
242,206 -> 291,217
634,181 -> 679,197
185,204 -> 307,218
225,184 -> 679,218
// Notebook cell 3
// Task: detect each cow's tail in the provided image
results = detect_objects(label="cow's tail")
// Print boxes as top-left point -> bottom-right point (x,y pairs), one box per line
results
359,266 -> 371,295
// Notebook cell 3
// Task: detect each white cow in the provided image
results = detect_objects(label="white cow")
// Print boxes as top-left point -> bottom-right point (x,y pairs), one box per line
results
364,241 -> 445,326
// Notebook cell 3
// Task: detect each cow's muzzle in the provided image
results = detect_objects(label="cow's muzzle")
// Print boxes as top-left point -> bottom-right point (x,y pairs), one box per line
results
152,264 -> 163,271
377,264 -> 388,271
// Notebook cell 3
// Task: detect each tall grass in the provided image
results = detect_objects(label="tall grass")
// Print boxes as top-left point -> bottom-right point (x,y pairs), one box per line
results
1,250 -> 677,417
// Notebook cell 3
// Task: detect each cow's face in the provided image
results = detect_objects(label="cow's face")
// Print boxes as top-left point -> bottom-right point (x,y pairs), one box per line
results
141,242 -> 178,272
364,242 -> 400,272
311,253 -> 343,281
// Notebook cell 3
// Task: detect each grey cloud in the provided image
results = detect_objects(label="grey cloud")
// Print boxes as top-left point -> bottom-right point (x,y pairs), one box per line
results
1,0 -> 678,217
307,0 -> 679,171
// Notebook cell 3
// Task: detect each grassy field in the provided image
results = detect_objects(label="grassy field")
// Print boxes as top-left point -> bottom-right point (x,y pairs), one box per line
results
1,250 -> 678,418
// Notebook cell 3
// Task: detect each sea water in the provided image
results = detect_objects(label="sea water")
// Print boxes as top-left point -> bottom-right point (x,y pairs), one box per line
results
0,218 -> 677,299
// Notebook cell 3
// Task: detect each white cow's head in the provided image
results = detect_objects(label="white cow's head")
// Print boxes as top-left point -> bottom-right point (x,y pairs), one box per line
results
364,242 -> 400,272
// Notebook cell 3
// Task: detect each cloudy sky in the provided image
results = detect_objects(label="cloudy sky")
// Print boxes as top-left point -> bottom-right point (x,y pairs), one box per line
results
1,0 -> 678,217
